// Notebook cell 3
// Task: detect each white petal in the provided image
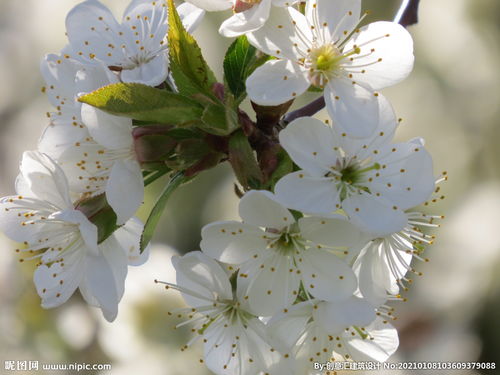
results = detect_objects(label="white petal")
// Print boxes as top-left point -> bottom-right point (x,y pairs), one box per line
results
314,297 -> 376,335
392,146 -> 435,209
237,253 -> 300,316
177,2 -> 205,33
200,221 -> 267,264
122,0 -> 160,18
354,240 -> 413,306
172,251 -> 233,307
239,190 -> 294,229
325,79 -> 380,139
299,216 -> 364,248
81,252 -> 122,322
65,0 -> 123,65
51,209 -> 99,255
34,249 -> 85,308
75,63 -> 118,95
344,21 -> 414,90
120,53 -> 169,87
335,94 -> 397,158
246,59 -> 309,106
106,160 -> 144,225
40,54 -> 82,106
204,317 -> 291,375
112,216 -> 149,266
278,117 -> 338,176
219,0 -> 272,37
268,301 -> 313,350
0,195 -> 46,243
54,141 -> 109,196
247,6 -> 309,60
275,171 -> 340,214
19,151 -> 73,209
306,0 -> 361,44
38,121 -> 89,160
345,317 -> 399,362
98,234 -> 129,300
353,243 -> 392,307
369,141 -> 435,209
342,193 -> 407,236
300,248 -> 357,301
81,104 -> 133,150
184,0 -> 232,11
120,2 -> 169,59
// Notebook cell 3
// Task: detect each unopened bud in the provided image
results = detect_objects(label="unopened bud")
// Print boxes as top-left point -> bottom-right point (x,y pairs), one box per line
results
133,126 -> 177,163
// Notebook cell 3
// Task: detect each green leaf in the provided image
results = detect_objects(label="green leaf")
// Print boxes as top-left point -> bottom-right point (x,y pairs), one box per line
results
167,128 -> 202,140
223,36 -> 257,100
74,194 -> 120,244
228,130 -> 263,190
140,172 -> 186,252
167,0 -> 217,97
79,83 -> 203,125
200,103 -> 239,136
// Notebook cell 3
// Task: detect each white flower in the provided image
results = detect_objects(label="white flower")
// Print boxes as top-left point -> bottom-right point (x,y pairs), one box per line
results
158,251 -> 292,375
354,210 -> 441,307
65,0 -> 204,86
39,53 -> 117,159
185,0 -> 293,37
200,190 -> 363,316
39,53 -> 143,225
275,96 -> 435,236
269,299 -> 398,373
246,0 -> 414,137
0,151 -> 149,321
78,103 -> 143,225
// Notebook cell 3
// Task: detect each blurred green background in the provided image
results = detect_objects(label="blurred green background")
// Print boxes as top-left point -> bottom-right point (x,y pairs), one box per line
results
1,0 -> 499,374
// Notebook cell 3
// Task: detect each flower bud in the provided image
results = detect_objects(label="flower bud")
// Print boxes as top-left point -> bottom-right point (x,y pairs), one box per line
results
132,126 -> 177,163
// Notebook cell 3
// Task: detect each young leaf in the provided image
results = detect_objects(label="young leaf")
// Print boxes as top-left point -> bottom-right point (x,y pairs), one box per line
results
223,36 -> 257,100
140,172 -> 186,252
167,0 -> 217,97
200,103 -> 239,136
79,83 -> 203,125
228,130 -> 263,190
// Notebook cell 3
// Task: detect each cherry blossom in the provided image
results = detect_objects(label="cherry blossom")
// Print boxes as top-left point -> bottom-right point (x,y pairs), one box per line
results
275,97 -> 435,236
157,251 -> 292,375
201,190 -> 363,316
65,0 -> 204,86
246,0 -> 414,137
0,151 -> 148,321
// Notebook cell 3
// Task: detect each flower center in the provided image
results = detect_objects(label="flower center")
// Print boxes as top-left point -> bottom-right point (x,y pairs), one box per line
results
307,44 -> 361,88
311,44 -> 341,72
328,162 -> 380,200
267,223 -> 305,254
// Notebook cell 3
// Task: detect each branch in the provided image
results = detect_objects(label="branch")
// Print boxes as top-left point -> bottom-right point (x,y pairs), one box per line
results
394,0 -> 421,28
282,96 -> 325,125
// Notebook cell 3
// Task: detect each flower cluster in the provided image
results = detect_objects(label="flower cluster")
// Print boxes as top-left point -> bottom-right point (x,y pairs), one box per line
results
0,0 -> 444,373
0,0 -> 204,321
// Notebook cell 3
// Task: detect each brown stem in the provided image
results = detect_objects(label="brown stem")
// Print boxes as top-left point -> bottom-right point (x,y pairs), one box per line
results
395,0 -> 421,28
282,96 -> 326,125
